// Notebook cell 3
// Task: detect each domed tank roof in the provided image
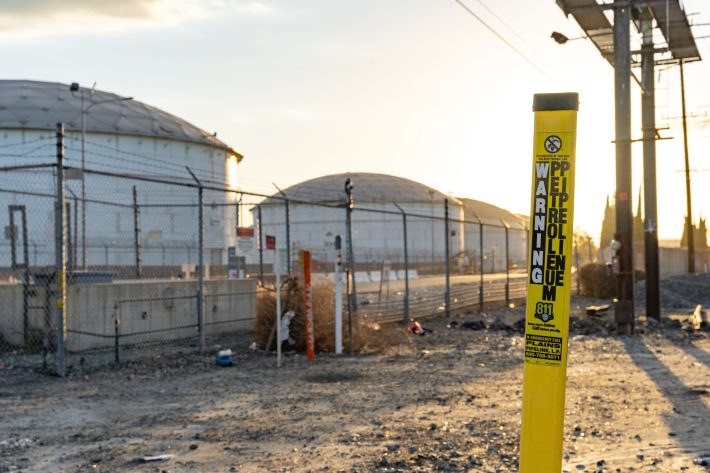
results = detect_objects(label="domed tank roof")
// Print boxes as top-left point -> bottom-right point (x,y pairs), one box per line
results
0,80 -> 240,158
458,198 -> 527,229
266,172 -> 449,205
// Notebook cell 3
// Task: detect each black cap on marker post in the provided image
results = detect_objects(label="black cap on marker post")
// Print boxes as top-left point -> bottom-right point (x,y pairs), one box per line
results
533,93 -> 579,112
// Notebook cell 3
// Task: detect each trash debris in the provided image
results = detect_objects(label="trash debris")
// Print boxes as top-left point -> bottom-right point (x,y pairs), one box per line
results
139,454 -> 173,462
215,349 -> 233,367
407,320 -> 430,336
249,342 -> 257,351
280,310 -> 297,345
689,304 -> 704,331
586,304 -> 610,316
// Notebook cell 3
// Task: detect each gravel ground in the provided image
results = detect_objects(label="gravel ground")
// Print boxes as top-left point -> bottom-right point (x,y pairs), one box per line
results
635,272 -> 710,309
1,296 -> 710,472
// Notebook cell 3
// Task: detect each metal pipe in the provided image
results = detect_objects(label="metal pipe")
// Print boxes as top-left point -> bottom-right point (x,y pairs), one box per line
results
444,198 -> 450,317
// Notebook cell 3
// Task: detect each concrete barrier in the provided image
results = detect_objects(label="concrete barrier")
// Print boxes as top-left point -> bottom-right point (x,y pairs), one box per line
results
0,278 -> 257,352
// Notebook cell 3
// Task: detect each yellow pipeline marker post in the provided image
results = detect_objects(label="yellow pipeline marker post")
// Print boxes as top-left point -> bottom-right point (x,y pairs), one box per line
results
520,93 -> 578,472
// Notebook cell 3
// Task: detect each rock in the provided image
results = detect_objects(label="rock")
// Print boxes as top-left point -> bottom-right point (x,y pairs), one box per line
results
461,320 -> 486,331
189,444 -> 198,450
661,317 -> 682,329
488,318 -> 513,331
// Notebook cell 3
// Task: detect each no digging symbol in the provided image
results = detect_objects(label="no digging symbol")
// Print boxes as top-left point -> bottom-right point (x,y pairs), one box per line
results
544,135 -> 562,154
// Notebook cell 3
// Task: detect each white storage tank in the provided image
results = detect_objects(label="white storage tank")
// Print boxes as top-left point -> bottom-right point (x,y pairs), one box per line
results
0,80 -> 242,269
254,172 -> 465,271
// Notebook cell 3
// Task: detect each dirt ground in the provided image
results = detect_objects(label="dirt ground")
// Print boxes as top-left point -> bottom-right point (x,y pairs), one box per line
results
2,297 -> 710,473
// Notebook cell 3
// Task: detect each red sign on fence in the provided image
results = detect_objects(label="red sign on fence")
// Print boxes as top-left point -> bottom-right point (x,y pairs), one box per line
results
266,235 -> 276,250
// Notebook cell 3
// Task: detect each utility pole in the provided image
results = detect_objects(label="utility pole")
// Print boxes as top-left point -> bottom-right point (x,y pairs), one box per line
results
613,2 -> 634,333
641,9 -> 660,319
680,60 -> 695,273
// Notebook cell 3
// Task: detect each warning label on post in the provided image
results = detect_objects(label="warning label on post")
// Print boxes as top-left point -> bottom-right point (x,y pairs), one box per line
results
525,334 -> 562,362
524,129 -> 576,367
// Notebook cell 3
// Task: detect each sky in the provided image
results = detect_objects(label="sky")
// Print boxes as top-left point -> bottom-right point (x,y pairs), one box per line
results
2,0 -> 710,243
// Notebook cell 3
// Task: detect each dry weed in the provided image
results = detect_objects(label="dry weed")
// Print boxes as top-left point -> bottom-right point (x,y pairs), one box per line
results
254,279 -> 413,354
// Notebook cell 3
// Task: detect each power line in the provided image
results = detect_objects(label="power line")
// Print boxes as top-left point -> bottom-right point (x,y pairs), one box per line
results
451,0 -> 549,78
472,0 -> 537,53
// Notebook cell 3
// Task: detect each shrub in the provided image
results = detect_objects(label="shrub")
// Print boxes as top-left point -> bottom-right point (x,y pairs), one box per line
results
579,263 -> 615,298
254,278 -> 410,354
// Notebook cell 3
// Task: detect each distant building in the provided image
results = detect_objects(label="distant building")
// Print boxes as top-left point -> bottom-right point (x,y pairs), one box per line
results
681,217 -> 708,249
599,195 -> 644,252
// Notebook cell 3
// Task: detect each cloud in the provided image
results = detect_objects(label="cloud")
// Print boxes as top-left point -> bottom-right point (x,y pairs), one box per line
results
0,0 -> 280,38
0,0 -> 162,20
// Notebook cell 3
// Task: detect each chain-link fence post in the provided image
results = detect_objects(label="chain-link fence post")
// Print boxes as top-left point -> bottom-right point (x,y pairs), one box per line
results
285,197 -> 291,276
114,303 -> 120,364
501,219 -> 509,306
345,178 -> 356,311
575,242 -> 581,296
133,185 -> 142,278
257,204 -> 264,285
393,203 -> 410,323
474,214 -> 484,312
186,167 -> 205,351
54,123 -> 67,377
274,186 -> 292,276
444,198 -> 450,317
65,202 -> 73,273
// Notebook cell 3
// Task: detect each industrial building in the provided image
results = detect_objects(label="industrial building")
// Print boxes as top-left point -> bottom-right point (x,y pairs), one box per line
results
0,80 -> 242,268
254,172 -> 527,273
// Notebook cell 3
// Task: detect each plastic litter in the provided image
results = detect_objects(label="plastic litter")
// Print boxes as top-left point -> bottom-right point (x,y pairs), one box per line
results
215,349 -> 233,367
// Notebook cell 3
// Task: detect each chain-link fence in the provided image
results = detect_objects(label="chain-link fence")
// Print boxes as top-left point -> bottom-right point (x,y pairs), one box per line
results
0,125 -> 585,376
